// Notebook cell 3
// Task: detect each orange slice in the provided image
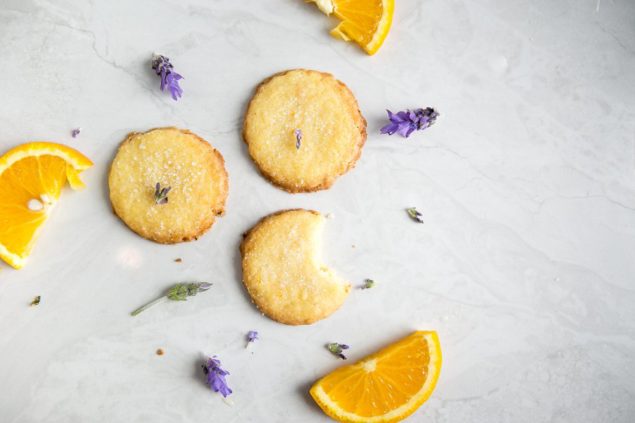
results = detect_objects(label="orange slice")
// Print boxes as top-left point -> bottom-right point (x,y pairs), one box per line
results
0,142 -> 93,269
309,0 -> 394,55
310,331 -> 442,422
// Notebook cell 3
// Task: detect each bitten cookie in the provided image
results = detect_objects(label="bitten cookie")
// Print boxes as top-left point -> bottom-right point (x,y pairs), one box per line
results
243,69 -> 367,193
240,209 -> 351,325
108,127 -> 228,243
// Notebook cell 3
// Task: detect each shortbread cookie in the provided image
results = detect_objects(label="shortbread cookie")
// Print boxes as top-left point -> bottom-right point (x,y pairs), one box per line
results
240,209 -> 351,325
109,127 -> 228,243
243,69 -> 367,193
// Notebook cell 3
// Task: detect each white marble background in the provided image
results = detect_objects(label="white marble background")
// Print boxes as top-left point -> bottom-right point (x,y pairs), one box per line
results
1,0 -> 634,421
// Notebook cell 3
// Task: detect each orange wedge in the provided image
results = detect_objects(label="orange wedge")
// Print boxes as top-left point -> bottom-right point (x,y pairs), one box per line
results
0,142 -> 92,269
310,331 -> 441,422
309,0 -> 394,55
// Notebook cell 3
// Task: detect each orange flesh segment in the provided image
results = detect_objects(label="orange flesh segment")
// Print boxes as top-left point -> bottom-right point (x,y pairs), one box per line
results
311,0 -> 394,55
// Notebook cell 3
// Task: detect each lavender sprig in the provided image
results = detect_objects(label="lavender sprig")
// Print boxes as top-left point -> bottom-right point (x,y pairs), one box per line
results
327,343 -> 349,360
151,54 -> 184,100
154,182 -> 171,205
406,207 -> 424,224
294,129 -> 302,150
380,108 -> 438,138
202,356 -> 232,397
130,282 -> 212,316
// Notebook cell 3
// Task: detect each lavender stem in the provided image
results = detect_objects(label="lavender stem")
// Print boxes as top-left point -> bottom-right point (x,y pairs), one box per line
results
130,296 -> 167,316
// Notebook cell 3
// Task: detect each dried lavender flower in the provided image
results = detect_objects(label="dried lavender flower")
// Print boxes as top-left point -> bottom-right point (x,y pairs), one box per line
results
360,279 -> 375,289
71,128 -> 81,138
202,356 -> 232,397
167,282 -> 213,301
246,330 -> 259,347
406,207 -> 424,223
154,182 -> 171,205
151,54 -> 184,101
327,342 -> 349,360
380,108 -> 438,137
294,129 -> 302,150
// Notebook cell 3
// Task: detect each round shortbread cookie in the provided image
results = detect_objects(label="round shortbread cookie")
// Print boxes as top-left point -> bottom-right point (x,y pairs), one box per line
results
108,127 -> 228,243
240,209 -> 351,325
243,69 -> 367,193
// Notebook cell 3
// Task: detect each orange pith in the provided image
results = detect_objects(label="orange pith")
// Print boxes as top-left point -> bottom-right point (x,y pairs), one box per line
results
0,142 -> 92,269
310,331 -> 441,422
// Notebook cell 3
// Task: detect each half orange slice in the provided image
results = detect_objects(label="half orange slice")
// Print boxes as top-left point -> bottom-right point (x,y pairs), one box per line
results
310,331 -> 442,422
0,142 -> 93,269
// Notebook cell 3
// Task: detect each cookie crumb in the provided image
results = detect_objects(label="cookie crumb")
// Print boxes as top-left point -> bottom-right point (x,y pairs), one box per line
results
352,244 -> 356,249
156,348 -> 165,356
174,258 -> 182,263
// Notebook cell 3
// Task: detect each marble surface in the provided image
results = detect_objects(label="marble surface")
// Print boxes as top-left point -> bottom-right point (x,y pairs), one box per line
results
1,0 -> 634,421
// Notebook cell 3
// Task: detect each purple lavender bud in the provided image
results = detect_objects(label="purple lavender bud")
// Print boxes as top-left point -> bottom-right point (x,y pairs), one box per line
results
151,54 -> 184,101
294,129 -> 302,150
380,107 -> 438,138
327,343 -> 350,360
202,356 -> 232,397
153,182 -> 171,205
247,330 -> 259,344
